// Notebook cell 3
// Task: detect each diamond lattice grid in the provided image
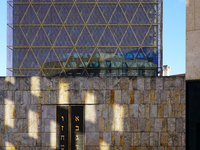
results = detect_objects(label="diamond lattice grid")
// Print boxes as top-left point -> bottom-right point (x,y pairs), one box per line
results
9,0 -> 161,76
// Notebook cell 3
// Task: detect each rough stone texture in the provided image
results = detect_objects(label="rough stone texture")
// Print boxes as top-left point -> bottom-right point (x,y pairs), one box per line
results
0,76 -> 185,149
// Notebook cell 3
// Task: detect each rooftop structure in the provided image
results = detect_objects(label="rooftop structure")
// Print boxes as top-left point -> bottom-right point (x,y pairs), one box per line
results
7,0 -> 163,76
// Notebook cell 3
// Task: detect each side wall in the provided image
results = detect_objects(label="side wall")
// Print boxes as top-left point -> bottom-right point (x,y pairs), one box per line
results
0,77 -> 185,149
186,0 -> 200,80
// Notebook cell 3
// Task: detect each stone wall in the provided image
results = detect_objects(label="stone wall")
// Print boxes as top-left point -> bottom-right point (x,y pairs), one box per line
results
186,0 -> 200,80
0,76 -> 185,150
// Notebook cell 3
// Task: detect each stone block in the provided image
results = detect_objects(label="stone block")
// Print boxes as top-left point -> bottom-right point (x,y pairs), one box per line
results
85,90 -> 98,104
138,118 -> 146,132
150,132 -> 154,146
121,78 -> 129,90
99,118 -> 104,133
0,91 -> 4,105
151,77 -> 156,90
182,133 -> 185,146
144,90 -> 149,104
21,133 -> 28,147
173,133 -> 182,146
129,90 -> 134,104
4,91 -> 13,105
174,104 -> 181,118
180,90 -> 185,104
31,91 -> 42,104
129,104 -> 139,118
186,0 -> 194,30
104,118 -> 114,132
70,90 -> 82,104
50,91 -> 57,104
162,119 -> 167,132
0,133 -> 2,147
160,90 -> 170,104
0,105 -> 4,119
132,133 -> 140,146
17,77 -> 31,91
73,77 -> 82,90
106,77 -> 113,90
137,77 -> 144,90
42,91 -> 50,104
150,119 -> 155,132
194,0 -> 200,29
55,77 -> 70,90
131,77 -> 137,90
94,77 -> 106,90
186,30 -> 200,80
114,132 -> 121,146
153,132 -> 160,146
99,104 -> 109,118
0,78 -> 4,90
155,90 -> 161,104
105,90 -> 111,104
130,118 -> 138,132
124,132 -> 132,147
124,118 -> 138,132
181,104 -> 185,118
149,90 -> 155,104
114,90 -> 121,104
140,132 -> 150,146
12,133 -> 22,147
122,90 -> 129,104
42,77 -> 53,90
120,104 -> 129,118
168,133 -> 173,146
58,89 -> 70,104
160,133 -> 168,146
98,90 -> 105,104
113,77 -> 121,90
134,90 -> 143,104
176,118 -> 183,132
163,105 -> 168,118
168,118 -> 175,133
156,77 -> 163,90
146,119 -> 151,132
83,78 -> 94,89
22,91 -> 31,105
157,104 -> 163,118
150,105 -> 157,118
85,105 -> 99,131
109,104 -> 121,118
144,77 -> 151,90
155,119 -> 162,132
164,77 -> 177,90
102,132 -> 112,146
30,77 -> 41,91
15,105 -> 26,119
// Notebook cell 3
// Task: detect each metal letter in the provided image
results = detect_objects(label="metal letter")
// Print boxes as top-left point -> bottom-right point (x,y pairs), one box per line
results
76,135 -> 79,141
61,145 -> 65,150
61,126 -> 64,131
61,116 -> 64,121
75,116 -> 79,121
76,145 -> 79,150
75,126 -> 79,131
61,135 -> 65,140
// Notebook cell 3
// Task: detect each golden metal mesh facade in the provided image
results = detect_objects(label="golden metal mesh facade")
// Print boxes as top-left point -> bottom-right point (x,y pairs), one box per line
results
7,0 -> 162,76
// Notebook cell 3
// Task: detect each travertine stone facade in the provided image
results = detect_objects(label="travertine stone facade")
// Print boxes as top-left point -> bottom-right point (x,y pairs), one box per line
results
186,0 -> 200,80
0,76 -> 185,149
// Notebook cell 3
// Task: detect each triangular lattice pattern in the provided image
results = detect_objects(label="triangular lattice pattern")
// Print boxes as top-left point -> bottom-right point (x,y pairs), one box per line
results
11,0 -> 161,76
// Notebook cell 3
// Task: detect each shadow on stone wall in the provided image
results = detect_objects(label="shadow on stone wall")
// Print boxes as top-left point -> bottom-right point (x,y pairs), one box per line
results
0,76 -> 186,150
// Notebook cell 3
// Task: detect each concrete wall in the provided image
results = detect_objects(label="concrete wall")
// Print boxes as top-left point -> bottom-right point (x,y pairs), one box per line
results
186,0 -> 200,80
0,76 -> 185,150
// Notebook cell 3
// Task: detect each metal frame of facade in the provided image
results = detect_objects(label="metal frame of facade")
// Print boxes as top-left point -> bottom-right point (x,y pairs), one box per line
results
7,0 -> 163,76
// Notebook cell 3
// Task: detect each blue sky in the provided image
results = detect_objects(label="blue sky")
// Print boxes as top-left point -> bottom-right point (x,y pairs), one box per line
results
0,0 -> 186,76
